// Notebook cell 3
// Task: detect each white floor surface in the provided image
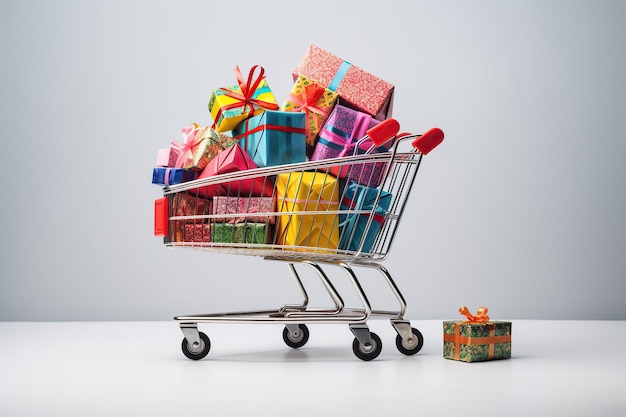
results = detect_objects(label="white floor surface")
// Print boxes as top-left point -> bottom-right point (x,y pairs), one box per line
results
1,320 -> 624,416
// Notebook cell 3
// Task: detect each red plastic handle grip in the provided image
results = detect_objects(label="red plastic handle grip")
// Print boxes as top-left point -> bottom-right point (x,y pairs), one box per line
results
366,118 -> 400,147
154,197 -> 168,236
412,127 -> 444,155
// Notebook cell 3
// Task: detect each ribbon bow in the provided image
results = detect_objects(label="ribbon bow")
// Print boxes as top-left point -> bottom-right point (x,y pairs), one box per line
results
287,83 -> 328,117
213,65 -> 279,125
171,123 -> 202,169
459,306 -> 490,323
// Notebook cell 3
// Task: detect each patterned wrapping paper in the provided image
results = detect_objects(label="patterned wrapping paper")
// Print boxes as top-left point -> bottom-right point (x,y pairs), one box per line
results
209,65 -> 279,133
293,44 -> 394,121
338,182 -> 391,253
212,196 -> 276,224
192,144 -> 275,198
281,75 -> 338,156
310,104 -> 380,162
168,193 -> 213,243
183,223 -> 211,243
443,307 -> 512,362
275,172 -> 340,251
233,110 -> 307,168
183,126 -> 239,172
211,223 -> 270,244
311,104 -> 391,188
152,167 -> 197,186
171,192 -> 213,217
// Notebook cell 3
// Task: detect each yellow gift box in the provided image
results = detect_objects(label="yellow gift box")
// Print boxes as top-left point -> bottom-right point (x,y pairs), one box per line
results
275,172 -> 340,251
209,65 -> 279,133
281,75 -> 338,155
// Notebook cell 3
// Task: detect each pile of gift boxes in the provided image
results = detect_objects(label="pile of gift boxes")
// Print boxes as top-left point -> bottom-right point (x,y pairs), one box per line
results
153,44 -> 397,251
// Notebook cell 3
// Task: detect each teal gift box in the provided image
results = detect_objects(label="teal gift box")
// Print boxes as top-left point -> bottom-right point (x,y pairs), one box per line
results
232,110 -> 307,168
338,182 -> 391,253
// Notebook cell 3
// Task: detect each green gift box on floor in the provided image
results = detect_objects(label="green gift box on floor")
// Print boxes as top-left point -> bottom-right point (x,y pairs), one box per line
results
210,223 -> 270,244
443,307 -> 512,362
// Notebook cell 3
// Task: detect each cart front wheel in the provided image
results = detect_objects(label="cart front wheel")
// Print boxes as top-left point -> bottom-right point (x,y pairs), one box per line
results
395,327 -> 424,355
181,331 -> 211,360
352,332 -> 382,361
282,324 -> 309,349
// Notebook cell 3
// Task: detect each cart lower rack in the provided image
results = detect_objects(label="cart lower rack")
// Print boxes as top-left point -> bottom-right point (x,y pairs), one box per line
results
154,123 -> 444,360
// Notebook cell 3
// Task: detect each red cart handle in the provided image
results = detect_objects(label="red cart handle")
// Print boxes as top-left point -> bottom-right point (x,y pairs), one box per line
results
366,118 -> 400,147
412,127 -> 444,155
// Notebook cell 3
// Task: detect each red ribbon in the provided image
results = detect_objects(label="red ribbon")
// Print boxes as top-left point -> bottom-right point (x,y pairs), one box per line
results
212,65 -> 279,128
287,83 -> 329,117
341,196 -> 385,224
233,124 -> 306,141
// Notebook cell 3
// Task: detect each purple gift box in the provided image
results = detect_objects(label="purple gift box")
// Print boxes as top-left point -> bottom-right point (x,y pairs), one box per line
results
312,105 -> 396,187
310,104 -> 380,162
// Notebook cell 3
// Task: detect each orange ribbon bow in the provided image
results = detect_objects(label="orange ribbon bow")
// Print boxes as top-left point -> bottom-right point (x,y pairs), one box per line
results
459,306 -> 490,323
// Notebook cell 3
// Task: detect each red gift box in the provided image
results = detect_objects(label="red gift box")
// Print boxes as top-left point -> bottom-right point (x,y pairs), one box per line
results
168,193 -> 213,242
183,223 -> 211,243
293,44 -> 394,121
191,144 -> 274,198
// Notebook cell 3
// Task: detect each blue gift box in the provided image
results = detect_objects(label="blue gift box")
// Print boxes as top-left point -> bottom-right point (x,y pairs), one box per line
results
339,182 -> 391,253
232,110 -> 307,168
152,167 -> 197,186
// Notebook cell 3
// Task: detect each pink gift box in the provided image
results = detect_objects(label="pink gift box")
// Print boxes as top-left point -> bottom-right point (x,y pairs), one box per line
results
156,148 -> 179,167
293,44 -> 394,121
212,196 -> 276,224
191,144 -> 274,198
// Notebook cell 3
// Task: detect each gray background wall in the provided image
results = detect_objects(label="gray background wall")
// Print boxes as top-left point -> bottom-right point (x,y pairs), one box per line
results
1,0 -> 624,321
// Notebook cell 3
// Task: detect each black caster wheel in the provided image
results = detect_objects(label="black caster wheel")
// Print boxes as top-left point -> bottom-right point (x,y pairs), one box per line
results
352,332 -> 382,361
181,331 -> 211,360
395,327 -> 424,355
283,324 -> 309,349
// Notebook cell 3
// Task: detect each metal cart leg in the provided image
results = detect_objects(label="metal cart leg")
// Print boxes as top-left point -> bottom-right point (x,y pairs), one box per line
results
274,260 -> 345,316
278,263 -> 310,313
338,262 -> 372,323
354,262 -> 406,319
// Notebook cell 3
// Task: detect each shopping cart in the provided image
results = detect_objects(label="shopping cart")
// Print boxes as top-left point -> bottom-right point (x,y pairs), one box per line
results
154,120 -> 444,361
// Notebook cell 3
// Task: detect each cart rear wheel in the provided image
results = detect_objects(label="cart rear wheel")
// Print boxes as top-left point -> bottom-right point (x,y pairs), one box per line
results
395,327 -> 424,355
352,332 -> 382,361
282,324 -> 309,349
181,331 -> 211,360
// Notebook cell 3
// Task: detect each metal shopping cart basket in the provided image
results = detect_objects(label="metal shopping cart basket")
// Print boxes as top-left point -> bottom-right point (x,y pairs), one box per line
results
154,120 -> 444,361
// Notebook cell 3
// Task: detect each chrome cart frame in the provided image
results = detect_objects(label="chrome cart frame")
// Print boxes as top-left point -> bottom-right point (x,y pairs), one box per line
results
156,123 -> 443,360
